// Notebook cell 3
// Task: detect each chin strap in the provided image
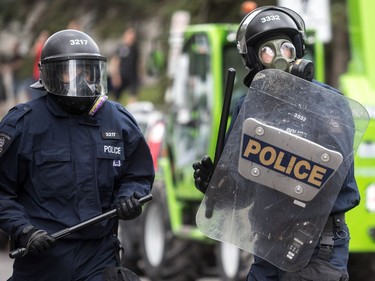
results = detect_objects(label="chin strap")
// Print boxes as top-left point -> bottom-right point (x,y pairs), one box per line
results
88,95 -> 108,116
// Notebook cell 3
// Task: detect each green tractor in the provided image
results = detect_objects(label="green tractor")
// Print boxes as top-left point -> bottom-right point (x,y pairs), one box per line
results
119,23 -> 326,281
340,0 -> 375,274
139,24 -> 252,281
120,1 -> 375,277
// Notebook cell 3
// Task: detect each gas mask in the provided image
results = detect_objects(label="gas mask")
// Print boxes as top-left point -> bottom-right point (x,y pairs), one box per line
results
257,38 -> 314,81
61,69 -> 100,97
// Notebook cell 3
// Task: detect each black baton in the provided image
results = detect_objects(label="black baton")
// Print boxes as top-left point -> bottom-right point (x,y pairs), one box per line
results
9,194 -> 153,259
205,68 -> 236,218
214,68 -> 236,166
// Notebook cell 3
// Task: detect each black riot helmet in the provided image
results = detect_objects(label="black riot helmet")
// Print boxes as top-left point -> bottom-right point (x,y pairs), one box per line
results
236,6 -> 306,72
31,29 -> 108,114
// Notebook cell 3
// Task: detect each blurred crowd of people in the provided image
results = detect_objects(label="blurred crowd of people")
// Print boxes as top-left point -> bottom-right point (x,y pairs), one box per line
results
0,30 -> 49,118
0,23 -> 142,120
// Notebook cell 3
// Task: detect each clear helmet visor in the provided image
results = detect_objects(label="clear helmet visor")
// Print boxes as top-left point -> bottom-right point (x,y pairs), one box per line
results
41,59 -> 107,97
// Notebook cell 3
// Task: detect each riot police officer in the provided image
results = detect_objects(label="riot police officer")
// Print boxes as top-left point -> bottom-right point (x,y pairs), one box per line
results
0,29 -> 154,281
193,6 -> 355,281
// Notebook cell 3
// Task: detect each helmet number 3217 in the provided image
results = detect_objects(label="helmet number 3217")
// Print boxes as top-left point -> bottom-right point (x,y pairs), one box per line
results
261,15 -> 280,23
70,39 -> 88,45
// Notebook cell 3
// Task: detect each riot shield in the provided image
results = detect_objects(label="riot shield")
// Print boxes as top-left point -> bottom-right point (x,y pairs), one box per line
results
196,69 -> 369,272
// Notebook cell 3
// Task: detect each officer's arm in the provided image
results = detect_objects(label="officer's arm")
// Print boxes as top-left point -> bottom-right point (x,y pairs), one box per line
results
113,105 -> 154,204
0,112 -> 32,240
117,133 -> 154,200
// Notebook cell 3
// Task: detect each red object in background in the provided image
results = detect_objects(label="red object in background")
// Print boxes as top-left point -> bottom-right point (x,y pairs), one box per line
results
146,120 -> 165,171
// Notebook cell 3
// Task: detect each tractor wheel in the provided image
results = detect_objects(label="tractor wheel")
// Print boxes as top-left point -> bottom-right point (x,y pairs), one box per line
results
216,241 -> 254,281
139,182 -> 200,281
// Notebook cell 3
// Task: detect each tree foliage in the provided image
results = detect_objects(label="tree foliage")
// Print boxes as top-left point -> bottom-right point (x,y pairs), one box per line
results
0,0 -> 276,38
0,0 -> 349,86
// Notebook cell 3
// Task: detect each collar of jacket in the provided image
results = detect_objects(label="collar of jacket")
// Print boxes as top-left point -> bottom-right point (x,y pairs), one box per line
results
45,95 -> 101,126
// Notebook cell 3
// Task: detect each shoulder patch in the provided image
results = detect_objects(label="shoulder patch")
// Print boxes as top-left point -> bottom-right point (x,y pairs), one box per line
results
0,132 -> 12,156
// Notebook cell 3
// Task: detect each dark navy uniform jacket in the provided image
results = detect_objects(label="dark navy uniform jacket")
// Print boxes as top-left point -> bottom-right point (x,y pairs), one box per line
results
230,80 -> 359,215
0,95 -> 154,240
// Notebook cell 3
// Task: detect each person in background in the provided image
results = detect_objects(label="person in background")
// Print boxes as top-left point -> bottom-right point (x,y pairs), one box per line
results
67,18 -> 82,30
29,30 -> 49,100
0,54 -> 10,116
193,6 -> 355,281
8,41 -> 24,105
109,27 -> 140,104
0,29 -> 154,281
0,42 -> 24,118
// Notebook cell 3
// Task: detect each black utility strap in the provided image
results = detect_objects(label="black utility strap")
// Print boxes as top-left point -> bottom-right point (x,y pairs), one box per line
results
318,214 -> 345,261
112,233 -> 125,267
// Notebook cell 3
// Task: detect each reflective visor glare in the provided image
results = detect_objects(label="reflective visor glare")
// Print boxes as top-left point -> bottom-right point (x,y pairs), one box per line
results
237,24 -> 248,54
280,42 -> 296,60
236,9 -> 262,54
57,60 -> 100,84
259,46 -> 275,64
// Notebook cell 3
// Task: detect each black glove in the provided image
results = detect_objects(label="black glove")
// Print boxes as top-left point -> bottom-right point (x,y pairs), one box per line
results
116,192 -> 142,220
192,155 -> 214,194
18,225 -> 56,256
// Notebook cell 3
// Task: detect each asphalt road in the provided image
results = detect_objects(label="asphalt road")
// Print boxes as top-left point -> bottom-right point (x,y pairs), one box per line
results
0,252 -> 12,281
